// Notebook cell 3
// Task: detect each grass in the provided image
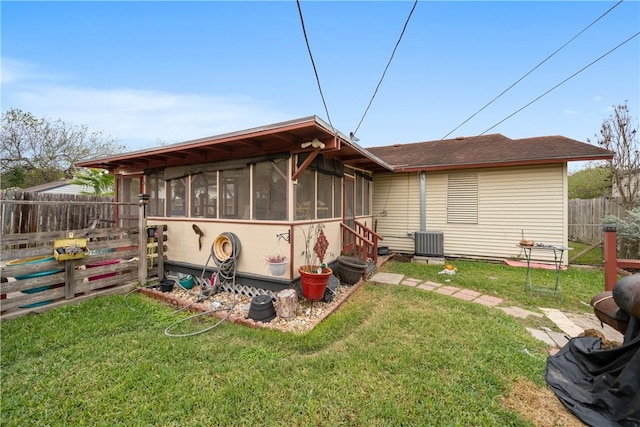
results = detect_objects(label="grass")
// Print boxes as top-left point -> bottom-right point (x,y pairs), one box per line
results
379,257 -> 604,313
567,241 -> 604,266
1,291 -> 545,426
1,258 -> 607,426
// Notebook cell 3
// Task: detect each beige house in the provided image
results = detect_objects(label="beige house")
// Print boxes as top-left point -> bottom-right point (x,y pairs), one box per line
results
77,117 -> 613,293
368,134 -> 614,264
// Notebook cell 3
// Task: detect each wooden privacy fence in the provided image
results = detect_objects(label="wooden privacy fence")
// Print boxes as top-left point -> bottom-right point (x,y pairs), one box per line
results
1,190 -> 115,234
569,197 -> 626,244
0,225 -> 167,320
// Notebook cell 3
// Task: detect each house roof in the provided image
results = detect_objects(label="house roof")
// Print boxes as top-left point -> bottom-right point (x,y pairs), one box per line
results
76,117 -> 614,175
367,134 -> 614,172
21,179 -> 88,195
76,115 -> 394,174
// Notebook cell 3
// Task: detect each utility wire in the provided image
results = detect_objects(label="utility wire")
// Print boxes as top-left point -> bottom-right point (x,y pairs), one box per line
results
296,0 -> 336,134
441,0 -> 625,140
352,0 -> 418,140
476,31 -> 640,137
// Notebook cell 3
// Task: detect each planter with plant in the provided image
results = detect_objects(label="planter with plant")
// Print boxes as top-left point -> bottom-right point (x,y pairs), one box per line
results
299,224 -> 332,301
265,253 -> 289,276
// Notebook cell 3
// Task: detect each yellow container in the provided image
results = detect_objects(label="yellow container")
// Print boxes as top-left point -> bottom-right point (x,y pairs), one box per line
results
54,237 -> 89,261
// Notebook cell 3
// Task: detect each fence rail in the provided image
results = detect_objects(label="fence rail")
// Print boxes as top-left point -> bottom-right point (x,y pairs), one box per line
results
1,226 -> 165,320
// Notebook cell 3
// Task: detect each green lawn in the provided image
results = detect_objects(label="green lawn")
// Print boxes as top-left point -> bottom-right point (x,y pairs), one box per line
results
379,257 -> 604,313
567,241 -> 604,265
1,259 -> 606,426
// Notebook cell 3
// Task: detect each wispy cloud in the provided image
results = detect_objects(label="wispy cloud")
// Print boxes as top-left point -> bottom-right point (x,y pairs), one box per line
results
1,57 -> 287,149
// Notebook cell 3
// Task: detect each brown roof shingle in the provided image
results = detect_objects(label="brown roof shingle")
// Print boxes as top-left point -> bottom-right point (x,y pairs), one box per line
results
367,134 -> 613,172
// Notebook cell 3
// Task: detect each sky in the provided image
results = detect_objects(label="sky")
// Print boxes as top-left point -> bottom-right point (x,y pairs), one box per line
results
2,1 -> 639,172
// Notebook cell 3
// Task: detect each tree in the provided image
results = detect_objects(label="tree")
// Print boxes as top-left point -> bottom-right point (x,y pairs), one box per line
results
589,101 -> 639,211
603,206 -> 640,259
71,168 -> 115,196
0,109 -> 126,189
568,165 -> 611,199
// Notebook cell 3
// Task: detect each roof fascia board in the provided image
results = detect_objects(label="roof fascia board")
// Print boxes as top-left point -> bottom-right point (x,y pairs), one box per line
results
77,116 -> 320,167
393,155 -> 615,173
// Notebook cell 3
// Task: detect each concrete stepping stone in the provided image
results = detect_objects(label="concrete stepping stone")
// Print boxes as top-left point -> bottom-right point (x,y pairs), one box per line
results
539,308 -> 584,337
368,272 -> 403,285
547,331 -> 570,348
472,295 -> 503,307
497,306 -> 544,319
435,285 -> 460,295
526,327 -> 557,347
401,278 -> 421,287
417,283 -> 439,291
451,289 -> 482,301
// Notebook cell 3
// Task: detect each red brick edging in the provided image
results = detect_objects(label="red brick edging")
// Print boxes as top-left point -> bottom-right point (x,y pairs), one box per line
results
138,280 -> 365,333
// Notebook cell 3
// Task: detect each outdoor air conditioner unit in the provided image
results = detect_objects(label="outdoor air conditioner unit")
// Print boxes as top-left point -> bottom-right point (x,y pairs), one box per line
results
414,231 -> 444,257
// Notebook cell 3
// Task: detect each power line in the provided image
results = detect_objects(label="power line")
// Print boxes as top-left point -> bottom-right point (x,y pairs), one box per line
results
296,0 -> 335,134
476,31 -> 640,137
351,0 -> 418,140
441,0 -> 625,140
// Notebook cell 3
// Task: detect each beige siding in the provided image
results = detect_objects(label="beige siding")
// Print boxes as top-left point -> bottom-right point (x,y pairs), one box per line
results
149,219 -> 343,279
371,173 -> 421,253
374,164 -> 569,263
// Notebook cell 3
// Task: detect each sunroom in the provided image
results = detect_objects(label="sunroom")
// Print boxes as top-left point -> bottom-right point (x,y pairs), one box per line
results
77,116 -> 392,295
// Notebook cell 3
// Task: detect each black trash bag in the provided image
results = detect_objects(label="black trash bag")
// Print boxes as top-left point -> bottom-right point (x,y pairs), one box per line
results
545,329 -> 640,427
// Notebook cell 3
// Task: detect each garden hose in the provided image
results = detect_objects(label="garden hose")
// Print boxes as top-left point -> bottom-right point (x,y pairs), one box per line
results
164,232 -> 241,337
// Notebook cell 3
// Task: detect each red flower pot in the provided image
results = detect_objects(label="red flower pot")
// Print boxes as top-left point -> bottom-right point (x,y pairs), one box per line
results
299,266 -> 332,301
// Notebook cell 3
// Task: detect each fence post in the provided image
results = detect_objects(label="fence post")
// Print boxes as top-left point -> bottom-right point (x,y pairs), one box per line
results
602,224 -> 618,291
64,260 -> 75,299
138,194 -> 150,286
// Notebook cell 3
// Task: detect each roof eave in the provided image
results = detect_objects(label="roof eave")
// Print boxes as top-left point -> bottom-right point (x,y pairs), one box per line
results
392,154 -> 614,173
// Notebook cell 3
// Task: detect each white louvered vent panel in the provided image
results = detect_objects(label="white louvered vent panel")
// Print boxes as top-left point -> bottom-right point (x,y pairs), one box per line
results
447,173 -> 478,224
414,231 -> 444,257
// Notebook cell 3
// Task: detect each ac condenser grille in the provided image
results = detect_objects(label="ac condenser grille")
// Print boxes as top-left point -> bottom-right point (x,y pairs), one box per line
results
414,231 -> 444,257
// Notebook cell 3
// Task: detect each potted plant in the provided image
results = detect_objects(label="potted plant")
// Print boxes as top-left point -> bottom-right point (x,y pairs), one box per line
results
265,253 -> 289,276
299,224 -> 332,301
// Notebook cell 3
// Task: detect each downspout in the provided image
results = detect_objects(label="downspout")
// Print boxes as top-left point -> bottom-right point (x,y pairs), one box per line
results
420,171 -> 426,232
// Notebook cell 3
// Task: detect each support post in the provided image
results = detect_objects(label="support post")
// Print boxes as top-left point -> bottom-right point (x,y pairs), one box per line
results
602,224 -> 618,291
138,194 -> 150,286
157,226 -> 164,280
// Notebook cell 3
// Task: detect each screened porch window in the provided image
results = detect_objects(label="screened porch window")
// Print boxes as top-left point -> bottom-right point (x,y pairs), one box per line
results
167,177 -> 188,217
221,168 -> 250,219
355,172 -> 372,216
116,175 -> 142,228
295,169 -> 315,220
146,174 -> 166,217
317,172 -> 333,219
253,158 -> 288,221
333,175 -> 342,218
191,172 -> 217,218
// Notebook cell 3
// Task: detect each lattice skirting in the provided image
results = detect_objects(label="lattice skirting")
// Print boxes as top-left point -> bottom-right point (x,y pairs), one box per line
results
192,274 -> 277,301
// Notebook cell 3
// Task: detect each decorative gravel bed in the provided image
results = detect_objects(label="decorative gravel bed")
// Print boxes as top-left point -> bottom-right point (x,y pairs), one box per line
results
139,280 -> 364,334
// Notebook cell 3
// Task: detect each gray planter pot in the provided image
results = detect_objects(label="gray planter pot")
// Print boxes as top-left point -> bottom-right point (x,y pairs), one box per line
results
337,256 -> 367,286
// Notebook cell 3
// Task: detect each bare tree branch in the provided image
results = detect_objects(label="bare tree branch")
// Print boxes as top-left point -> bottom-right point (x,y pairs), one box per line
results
589,101 -> 639,211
